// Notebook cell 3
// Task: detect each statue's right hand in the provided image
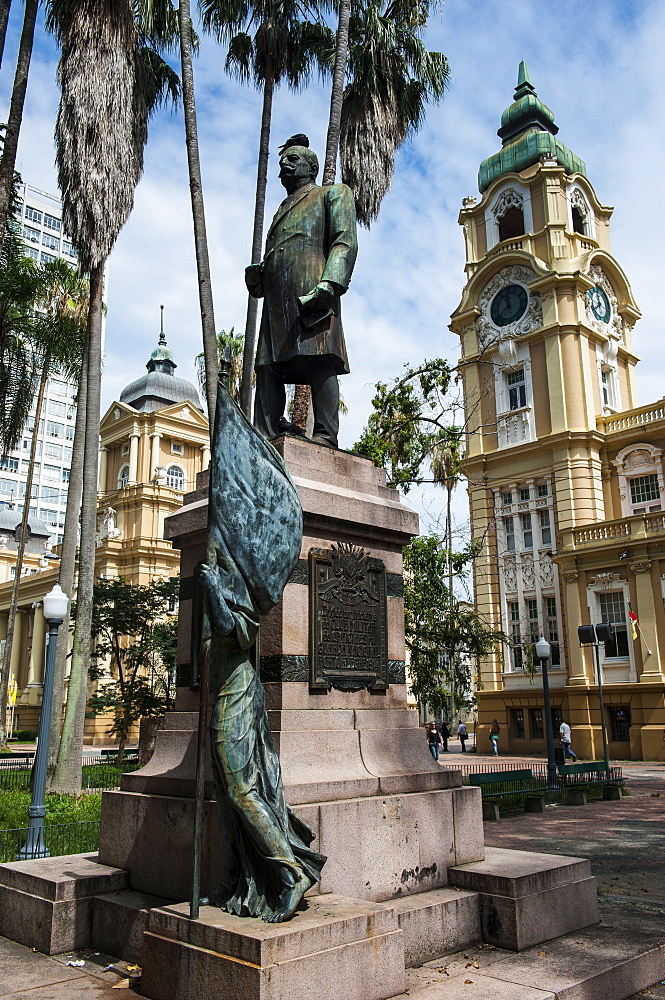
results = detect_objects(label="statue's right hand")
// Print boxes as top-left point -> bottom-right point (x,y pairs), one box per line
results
245,263 -> 264,297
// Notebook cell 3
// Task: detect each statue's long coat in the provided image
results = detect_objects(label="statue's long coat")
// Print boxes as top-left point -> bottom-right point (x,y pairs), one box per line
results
254,181 -> 358,381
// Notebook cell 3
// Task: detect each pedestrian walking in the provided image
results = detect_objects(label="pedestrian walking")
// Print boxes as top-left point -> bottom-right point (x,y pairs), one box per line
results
489,719 -> 500,756
559,719 -> 577,761
426,723 -> 442,761
438,720 -> 450,752
457,720 -> 468,752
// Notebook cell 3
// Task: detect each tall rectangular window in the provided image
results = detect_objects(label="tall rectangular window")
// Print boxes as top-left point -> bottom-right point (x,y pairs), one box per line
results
537,483 -> 548,497
521,513 -> 533,549
62,240 -> 76,257
502,491 -> 513,506
598,592 -> 629,658
609,706 -> 631,742
509,601 -> 522,671
65,425 -> 75,440
504,516 -> 515,552
511,708 -> 525,739
531,708 -> 544,740
527,598 -> 539,642
539,509 -> 551,546
519,487 -> 530,502
545,596 -> 560,665
507,369 -> 526,410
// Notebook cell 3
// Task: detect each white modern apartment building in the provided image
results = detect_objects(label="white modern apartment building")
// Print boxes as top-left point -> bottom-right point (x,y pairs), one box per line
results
0,184 -> 82,547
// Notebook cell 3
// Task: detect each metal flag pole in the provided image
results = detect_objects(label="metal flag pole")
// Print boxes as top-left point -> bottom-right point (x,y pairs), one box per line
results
189,350 -> 232,920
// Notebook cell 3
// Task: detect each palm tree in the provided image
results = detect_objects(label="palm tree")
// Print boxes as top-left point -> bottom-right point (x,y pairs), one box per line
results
0,257 -> 88,746
339,0 -> 448,227
201,0 -> 328,419
195,327 -> 244,403
0,0 -> 39,255
0,0 -> 13,69
46,0 -> 175,794
0,248 -> 43,456
322,0 -> 350,185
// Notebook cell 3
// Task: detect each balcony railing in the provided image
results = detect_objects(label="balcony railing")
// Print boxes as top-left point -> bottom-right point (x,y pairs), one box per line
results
560,512 -> 665,550
597,399 -> 665,435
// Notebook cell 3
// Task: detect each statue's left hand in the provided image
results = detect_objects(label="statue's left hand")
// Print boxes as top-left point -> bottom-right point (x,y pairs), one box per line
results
245,263 -> 264,298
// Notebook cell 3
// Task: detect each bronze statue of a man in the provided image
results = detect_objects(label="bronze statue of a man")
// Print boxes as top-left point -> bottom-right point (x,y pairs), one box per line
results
245,138 -> 358,449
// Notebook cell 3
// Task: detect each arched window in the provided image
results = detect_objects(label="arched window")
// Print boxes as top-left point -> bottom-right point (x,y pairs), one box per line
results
498,205 -> 525,242
569,188 -> 592,237
166,464 -> 185,490
118,465 -> 129,489
612,444 -> 664,517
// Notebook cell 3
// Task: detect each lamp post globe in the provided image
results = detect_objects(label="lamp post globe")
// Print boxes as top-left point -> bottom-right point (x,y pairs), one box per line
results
43,581 -> 69,622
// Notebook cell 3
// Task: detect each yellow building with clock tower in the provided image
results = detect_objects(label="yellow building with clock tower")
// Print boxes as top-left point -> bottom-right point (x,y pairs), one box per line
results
451,62 -> 665,761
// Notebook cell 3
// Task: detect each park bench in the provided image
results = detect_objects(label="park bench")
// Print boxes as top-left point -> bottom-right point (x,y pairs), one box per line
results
0,753 -> 32,769
557,760 -> 624,803
468,768 -> 548,819
99,748 -> 139,760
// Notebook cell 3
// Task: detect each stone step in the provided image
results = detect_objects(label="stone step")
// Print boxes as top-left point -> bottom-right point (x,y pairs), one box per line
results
448,847 -> 598,951
0,853 -> 128,955
92,889 -> 175,965
378,886 -> 481,967
396,902 -> 665,1000
140,894 -> 406,1000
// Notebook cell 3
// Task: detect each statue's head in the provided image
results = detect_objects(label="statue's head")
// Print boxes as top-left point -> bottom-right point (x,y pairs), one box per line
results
279,144 -> 319,192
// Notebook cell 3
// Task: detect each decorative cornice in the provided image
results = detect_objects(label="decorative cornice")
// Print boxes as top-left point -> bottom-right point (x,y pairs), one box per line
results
630,561 -> 652,575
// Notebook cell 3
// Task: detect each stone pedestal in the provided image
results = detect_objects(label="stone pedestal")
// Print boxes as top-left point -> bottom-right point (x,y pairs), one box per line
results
98,438 -> 486,903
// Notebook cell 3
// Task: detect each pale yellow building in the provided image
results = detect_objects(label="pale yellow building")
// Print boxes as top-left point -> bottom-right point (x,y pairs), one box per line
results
0,332 -> 209,739
451,63 -> 665,761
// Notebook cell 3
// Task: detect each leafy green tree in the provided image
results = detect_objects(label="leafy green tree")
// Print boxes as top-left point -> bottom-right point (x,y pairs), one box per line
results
404,534 -> 503,717
352,357 -> 471,492
85,578 -> 179,762
0,256 -> 88,746
47,0 -> 178,793
340,0 -> 449,226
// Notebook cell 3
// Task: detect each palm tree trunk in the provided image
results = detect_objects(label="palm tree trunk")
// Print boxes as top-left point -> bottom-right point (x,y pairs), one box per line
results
446,478 -> 454,709
51,262 -> 104,794
47,343 -> 87,781
178,0 -> 217,427
0,361 -> 45,743
0,0 -> 13,70
239,73 -> 274,419
322,0 -> 351,186
0,0 -> 38,255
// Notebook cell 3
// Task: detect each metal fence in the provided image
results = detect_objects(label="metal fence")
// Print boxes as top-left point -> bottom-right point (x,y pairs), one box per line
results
0,820 -> 100,863
443,760 -> 624,809
0,761 -> 141,793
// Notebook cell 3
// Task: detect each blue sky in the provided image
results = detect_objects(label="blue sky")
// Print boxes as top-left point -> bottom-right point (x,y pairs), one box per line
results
2,0 -> 665,538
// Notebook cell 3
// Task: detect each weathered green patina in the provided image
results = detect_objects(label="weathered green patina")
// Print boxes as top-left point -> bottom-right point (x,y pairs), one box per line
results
479,61 -> 587,192
195,381 -> 325,922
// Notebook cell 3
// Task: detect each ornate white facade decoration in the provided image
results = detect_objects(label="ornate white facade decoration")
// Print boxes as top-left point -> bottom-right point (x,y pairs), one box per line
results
497,408 -> 531,449
503,555 -> 517,594
586,263 -> 624,340
612,442 -> 665,516
539,553 -> 554,588
521,553 -> 535,591
492,188 -> 524,219
96,506 -> 121,547
591,572 -> 621,589
476,265 -> 542,349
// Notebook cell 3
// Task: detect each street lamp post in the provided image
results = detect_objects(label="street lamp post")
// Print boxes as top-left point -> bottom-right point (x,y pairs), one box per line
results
19,582 -> 69,860
535,636 -> 558,789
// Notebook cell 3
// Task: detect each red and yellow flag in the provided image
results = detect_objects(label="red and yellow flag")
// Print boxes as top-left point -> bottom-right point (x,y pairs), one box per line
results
628,609 -> 638,641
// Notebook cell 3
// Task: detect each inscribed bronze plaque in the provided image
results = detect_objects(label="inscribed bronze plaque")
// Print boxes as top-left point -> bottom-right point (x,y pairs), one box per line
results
309,544 -> 388,691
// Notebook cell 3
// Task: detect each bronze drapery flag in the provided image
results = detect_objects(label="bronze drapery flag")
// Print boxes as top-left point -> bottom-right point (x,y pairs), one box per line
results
193,380 -> 325,923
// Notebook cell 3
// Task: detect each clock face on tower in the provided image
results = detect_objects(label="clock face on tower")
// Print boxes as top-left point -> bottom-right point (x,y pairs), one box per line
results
587,284 -> 611,324
490,284 -> 529,328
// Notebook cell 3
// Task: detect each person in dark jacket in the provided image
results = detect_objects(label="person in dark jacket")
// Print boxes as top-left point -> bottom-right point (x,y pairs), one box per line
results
438,720 -> 450,752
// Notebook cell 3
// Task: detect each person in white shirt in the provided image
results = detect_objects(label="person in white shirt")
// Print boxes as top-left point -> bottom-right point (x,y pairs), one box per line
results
457,720 -> 468,753
559,720 -> 577,761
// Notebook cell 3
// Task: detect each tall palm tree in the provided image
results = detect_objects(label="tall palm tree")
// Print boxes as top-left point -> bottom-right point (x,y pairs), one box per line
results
0,0 -> 13,69
201,0 -> 328,418
0,0 -> 38,255
46,0 -> 175,793
339,0 -> 448,227
0,257 -> 87,745
322,0 -> 350,185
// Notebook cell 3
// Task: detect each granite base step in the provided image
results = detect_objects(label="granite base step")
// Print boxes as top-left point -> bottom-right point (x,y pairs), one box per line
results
0,853 -> 128,955
377,886 -> 481,967
397,901 -> 665,1000
92,889 -> 175,965
140,894 -> 405,1000
448,846 -> 598,951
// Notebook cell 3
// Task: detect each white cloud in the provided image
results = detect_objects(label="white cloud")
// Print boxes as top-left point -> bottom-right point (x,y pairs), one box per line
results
1,0 -> 664,538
